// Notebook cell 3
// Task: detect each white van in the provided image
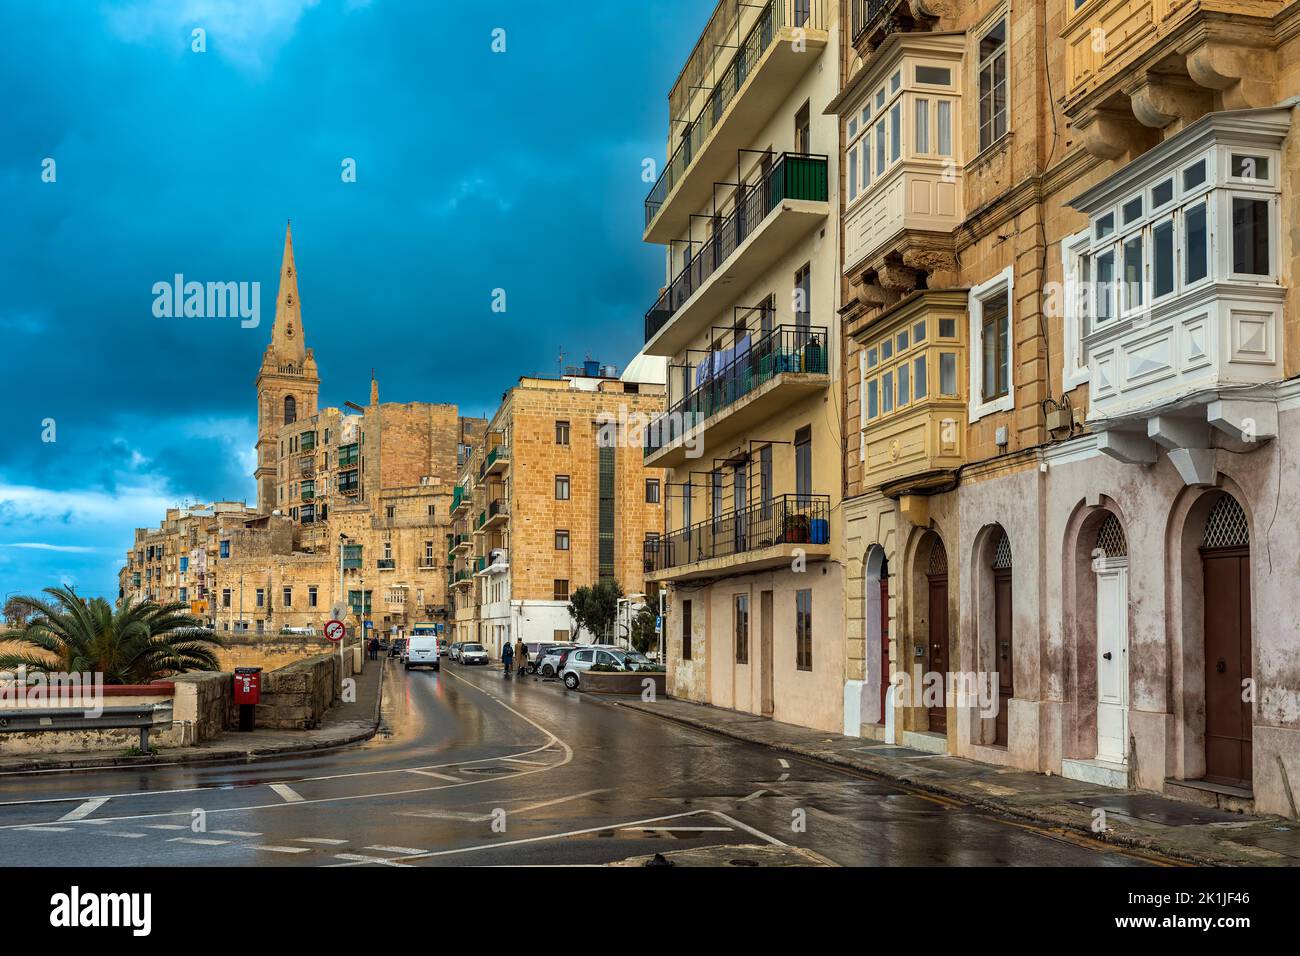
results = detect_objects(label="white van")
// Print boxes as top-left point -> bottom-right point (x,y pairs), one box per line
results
405,635 -> 440,671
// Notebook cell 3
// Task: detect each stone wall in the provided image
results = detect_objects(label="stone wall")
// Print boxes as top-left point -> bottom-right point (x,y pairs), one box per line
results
252,652 -> 343,730
171,672 -> 234,744
213,632 -> 338,672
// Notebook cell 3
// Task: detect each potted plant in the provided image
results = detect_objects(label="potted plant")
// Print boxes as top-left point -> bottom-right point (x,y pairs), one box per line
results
782,513 -> 809,543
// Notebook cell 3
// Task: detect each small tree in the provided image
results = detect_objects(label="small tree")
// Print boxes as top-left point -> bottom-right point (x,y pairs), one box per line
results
629,605 -> 657,655
568,580 -> 623,642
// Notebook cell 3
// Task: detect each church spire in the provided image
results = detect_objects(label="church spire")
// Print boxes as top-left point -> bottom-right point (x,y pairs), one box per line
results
269,220 -> 305,364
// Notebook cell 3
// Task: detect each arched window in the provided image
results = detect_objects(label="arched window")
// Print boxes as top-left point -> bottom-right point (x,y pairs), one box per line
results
284,395 -> 297,425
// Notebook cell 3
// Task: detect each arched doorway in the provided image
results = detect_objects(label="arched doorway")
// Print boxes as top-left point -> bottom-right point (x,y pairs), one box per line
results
864,546 -> 889,725
991,531 -> 1013,746
926,538 -> 950,734
1200,494 -> 1252,787
1094,514 -> 1130,766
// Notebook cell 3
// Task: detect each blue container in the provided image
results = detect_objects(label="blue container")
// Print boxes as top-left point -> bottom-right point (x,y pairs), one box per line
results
809,518 -> 829,545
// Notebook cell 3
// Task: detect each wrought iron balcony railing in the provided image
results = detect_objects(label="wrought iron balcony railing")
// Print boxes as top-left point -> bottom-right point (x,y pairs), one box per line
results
645,152 -> 828,343
646,325 -> 828,456
644,0 -> 826,229
645,494 -> 831,573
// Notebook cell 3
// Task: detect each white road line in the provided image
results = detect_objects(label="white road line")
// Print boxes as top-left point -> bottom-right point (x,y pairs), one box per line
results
144,824 -> 187,831
295,837 -> 348,845
739,789 -> 767,802
711,810 -> 789,848
253,845 -> 311,854
333,853 -> 410,867
103,832 -> 147,838
621,826 -> 733,832
16,826 -> 73,833
270,784 -> 304,803
212,829 -> 262,837
168,837 -> 229,846
778,758 -> 790,768
365,845 -> 426,855
499,757 -> 545,766
406,769 -> 460,782
58,797 -> 109,822
778,772 -> 790,782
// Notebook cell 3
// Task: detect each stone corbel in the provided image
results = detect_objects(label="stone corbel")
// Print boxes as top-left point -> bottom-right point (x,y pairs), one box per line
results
1074,107 -> 1154,162
876,261 -> 920,295
1127,74 -> 1213,133
897,495 -> 930,528
1096,428 -> 1159,465
1208,399 -> 1278,445
909,0 -> 954,21
901,248 -> 959,290
853,274 -> 898,309
1185,41 -> 1276,111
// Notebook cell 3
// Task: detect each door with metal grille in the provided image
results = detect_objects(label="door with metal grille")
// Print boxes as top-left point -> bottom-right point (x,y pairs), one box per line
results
1200,495 -> 1252,787
926,540 -> 949,734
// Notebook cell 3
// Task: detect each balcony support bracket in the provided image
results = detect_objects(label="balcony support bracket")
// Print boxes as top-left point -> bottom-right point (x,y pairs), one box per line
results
1126,73 -> 1212,133
897,495 -> 930,528
1185,40 -> 1276,113
1096,428 -> 1159,465
1208,399 -> 1278,446
1166,448 -> 1218,488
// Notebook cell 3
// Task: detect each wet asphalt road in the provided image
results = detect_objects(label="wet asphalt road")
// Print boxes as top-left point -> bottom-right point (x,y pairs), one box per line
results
0,660 -> 1159,867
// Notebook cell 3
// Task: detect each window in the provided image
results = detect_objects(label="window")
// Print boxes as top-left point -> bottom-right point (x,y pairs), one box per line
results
553,579 -> 569,602
256,588 -> 265,609
796,589 -> 813,671
555,475 -> 570,500
284,395 -> 297,425
759,444 -> 773,515
734,594 -> 749,665
555,420 -> 570,445
308,585 -> 318,608
682,599 -> 693,661
282,587 -> 292,608
424,541 -> 435,566
645,478 -> 661,503
386,505 -> 395,519
178,556 -> 188,572
219,540 -> 230,559
222,588 -> 231,609
978,17 -> 1008,151
1232,197 -> 1271,276
427,504 -> 436,518
795,426 -> 812,500
794,101 -> 810,153
969,266 -> 1014,419
555,529 -> 570,551
794,263 -> 811,326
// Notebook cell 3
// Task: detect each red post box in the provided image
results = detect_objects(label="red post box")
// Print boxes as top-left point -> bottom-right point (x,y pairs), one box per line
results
234,667 -> 262,704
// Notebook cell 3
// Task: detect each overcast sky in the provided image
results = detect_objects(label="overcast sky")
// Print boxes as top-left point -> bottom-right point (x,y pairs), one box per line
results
0,0 -> 700,601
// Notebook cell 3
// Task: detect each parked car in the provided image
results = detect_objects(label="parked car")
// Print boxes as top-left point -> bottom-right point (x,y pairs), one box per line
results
618,650 -> 664,672
388,638 -> 407,660
531,642 -> 576,676
448,642 -> 462,661
405,635 -> 440,671
560,647 -> 625,689
459,642 -> 489,665
537,644 -> 578,678
437,639 -> 450,657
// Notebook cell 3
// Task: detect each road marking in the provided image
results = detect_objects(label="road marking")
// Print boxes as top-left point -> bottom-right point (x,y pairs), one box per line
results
58,797 -> 109,822
253,845 -> 311,854
711,810 -> 789,848
778,758 -> 790,768
406,769 -> 460,782
499,757 -> 545,766
398,788 -> 610,823
366,845 -> 426,855
622,826 -> 733,833
778,772 -> 790,782
294,837 -> 347,845
212,829 -> 262,837
334,853 -> 410,867
145,824 -> 187,831
169,837 -> 229,846
103,832 -> 147,838
270,784 -> 304,803
16,826 -> 73,833
739,789 -> 767,802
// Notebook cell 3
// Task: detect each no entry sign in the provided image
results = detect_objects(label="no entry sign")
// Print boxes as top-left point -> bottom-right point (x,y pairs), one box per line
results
324,619 -> 345,643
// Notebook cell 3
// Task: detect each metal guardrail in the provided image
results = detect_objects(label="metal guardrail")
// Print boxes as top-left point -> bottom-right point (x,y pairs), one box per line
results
0,702 -> 174,751
644,493 -> 831,572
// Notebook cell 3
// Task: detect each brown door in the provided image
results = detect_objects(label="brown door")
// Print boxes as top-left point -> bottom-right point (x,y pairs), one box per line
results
1202,546 -> 1252,787
879,565 -> 890,724
994,568 -> 1013,746
927,574 -> 949,734
760,590 -> 774,717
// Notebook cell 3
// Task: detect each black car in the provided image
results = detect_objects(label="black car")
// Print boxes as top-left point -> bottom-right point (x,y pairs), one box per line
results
388,639 -> 407,659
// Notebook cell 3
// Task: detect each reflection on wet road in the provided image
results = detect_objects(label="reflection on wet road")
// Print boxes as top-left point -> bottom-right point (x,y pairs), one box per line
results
0,660 -> 1162,866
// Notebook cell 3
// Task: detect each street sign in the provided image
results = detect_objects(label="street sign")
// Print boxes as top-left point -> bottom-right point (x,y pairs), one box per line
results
324,619 -> 345,643
655,615 -> 662,632
364,620 -> 373,630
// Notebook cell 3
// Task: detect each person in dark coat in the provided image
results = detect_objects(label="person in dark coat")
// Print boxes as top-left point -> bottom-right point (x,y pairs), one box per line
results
368,636 -> 379,661
501,641 -> 514,678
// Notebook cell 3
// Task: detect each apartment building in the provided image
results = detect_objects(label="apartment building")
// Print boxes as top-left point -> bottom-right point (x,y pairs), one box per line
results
639,0 -> 846,732
119,501 -> 258,610
461,365 -> 667,656
836,0 -> 1300,818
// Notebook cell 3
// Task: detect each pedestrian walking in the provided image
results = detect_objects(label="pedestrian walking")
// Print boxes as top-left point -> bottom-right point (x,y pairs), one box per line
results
514,638 -> 527,678
501,641 -> 514,679
368,636 -> 379,661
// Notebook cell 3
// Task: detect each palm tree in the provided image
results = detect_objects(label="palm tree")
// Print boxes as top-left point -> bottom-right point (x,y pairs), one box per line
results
0,586 -> 224,684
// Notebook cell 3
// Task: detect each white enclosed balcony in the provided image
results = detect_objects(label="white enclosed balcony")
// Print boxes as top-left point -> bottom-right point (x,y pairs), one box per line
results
1067,107 -> 1290,484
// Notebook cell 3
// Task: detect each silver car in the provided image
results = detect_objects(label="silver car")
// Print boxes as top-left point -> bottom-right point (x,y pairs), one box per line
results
459,642 -> 489,665
561,647 -> 625,689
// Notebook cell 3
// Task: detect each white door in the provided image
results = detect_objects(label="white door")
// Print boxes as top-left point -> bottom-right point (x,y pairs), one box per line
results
1095,563 -> 1129,764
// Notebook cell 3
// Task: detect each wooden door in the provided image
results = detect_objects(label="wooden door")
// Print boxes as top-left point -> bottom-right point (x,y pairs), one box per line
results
927,574 -> 949,734
760,590 -> 774,717
879,566 -> 890,724
1095,565 -> 1129,764
994,568 -> 1012,746
1202,547 -> 1252,787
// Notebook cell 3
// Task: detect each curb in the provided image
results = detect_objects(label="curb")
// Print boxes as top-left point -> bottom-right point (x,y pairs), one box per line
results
607,698 -> 1257,868
0,660 -> 388,777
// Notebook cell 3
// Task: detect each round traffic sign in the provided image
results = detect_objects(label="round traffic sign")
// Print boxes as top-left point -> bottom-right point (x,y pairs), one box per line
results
324,619 -> 345,643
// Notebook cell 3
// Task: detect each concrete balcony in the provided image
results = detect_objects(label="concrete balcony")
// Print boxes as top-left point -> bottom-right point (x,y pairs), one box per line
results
844,161 -> 963,278
646,325 -> 830,468
482,498 -> 509,533
644,152 -> 829,357
645,494 -> 831,583
643,0 -> 829,243
479,445 -> 510,482
850,290 -> 968,493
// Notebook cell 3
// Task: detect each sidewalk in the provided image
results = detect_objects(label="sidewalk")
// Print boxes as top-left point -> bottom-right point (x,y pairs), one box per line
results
0,658 -> 386,774
607,694 -> 1300,867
